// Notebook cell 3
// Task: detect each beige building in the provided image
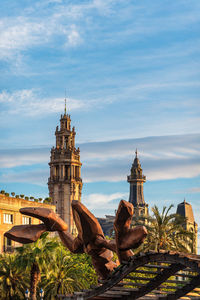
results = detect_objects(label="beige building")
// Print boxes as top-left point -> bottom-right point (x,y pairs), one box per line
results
0,194 -> 55,253
48,111 -> 82,234
176,199 -> 198,254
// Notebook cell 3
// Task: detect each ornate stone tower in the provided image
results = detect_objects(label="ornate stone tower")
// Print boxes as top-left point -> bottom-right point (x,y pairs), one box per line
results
127,150 -> 148,217
48,105 -> 82,234
176,199 -> 198,254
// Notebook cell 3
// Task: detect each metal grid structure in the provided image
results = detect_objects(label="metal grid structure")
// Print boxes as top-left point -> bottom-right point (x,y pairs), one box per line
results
58,251 -> 200,300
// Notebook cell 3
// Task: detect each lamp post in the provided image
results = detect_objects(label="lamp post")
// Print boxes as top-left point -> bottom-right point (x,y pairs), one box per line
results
39,288 -> 44,300
25,289 -> 30,299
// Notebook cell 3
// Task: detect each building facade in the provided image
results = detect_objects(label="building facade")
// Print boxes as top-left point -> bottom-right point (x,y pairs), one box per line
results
127,150 -> 149,217
48,112 -> 82,234
0,194 -> 55,253
176,199 -> 198,254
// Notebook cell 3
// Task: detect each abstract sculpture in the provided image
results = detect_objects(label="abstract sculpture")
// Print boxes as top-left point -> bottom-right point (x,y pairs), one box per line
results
5,200 -> 147,279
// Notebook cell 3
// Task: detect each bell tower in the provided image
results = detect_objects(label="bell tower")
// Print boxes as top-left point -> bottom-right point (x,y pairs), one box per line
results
48,102 -> 82,234
127,150 -> 148,217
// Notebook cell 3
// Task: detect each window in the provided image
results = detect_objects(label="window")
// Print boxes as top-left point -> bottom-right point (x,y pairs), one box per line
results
22,216 -> 31,225
75,166 -> 79,178
4,237 -> 12,252
56,165 -> 59,177
7,238 -> 12,246
64,137 -> 68,148
65,165 -> 70,179
3,213 -> 13,224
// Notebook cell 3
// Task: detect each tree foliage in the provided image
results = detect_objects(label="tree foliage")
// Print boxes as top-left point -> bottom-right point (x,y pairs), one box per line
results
0,254 -> 27,299
0,205 -> 195,298
134,205 -> 194,253
0,234 -> 97,299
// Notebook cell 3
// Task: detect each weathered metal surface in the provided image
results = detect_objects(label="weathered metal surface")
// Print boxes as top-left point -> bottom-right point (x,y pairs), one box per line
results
5,199 -> 147,280
62,252 -> 200,300
4,201 -> 200,299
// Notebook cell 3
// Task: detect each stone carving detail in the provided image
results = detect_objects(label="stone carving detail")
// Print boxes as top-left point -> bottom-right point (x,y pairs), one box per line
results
5,200 -> 147,279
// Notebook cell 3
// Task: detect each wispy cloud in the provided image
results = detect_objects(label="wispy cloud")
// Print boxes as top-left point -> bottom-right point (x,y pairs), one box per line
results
0,90 -> 86,116
78,134 -> 200,182
0,168 -> 48,186
0,0 -> 121,63
0,12 -> 82,62
1,0 -> 199,64
0,148 -> 48,168
82,192 -> 128,216
0,134 -> 199,184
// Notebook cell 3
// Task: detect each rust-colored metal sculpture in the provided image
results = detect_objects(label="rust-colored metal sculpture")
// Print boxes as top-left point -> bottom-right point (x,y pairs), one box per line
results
114,200 -> 147,263
5,200 -> 147,279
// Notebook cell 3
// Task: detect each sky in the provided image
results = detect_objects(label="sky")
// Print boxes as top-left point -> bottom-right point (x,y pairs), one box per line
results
0,0 -> 200,248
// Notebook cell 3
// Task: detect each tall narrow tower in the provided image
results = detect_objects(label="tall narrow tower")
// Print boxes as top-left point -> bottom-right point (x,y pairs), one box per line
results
176,199 -> 198,254
48,106 -> 82,234
127,150 -> 148,217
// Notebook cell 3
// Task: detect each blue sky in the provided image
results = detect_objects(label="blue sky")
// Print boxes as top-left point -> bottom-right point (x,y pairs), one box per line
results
0,0 -> 200,246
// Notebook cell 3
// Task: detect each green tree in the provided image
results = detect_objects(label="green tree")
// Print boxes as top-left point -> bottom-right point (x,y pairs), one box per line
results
0,254 -> 27,299
15,233 -> 58,300
137,205 -> 194,253
43,197 -> 52,204
42,246 -> 97,299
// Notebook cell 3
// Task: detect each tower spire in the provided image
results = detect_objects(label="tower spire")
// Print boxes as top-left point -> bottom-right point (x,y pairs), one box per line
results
127,152 -> 148,217
64,89 -> 67,115
48,109 -> 82,233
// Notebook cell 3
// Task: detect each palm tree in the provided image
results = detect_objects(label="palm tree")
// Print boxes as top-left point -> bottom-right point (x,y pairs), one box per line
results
0,253 -> 27,299
15,233 -> 58,300
42,246 -> 97,299
134,205 -> 194,253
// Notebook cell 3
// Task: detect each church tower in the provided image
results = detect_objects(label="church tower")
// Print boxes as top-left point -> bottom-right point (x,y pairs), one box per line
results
48,103 -> 82,234
176,199 -> 198,254
127,150 -> 148,217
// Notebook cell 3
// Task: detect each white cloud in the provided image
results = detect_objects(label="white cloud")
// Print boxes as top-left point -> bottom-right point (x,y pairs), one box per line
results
0,169 -> 48,186
0,13 -> 82,61
0,89 -> 86,116
81,134 -> 200,182
0,0 -> 199,64
66,25 -> 82,46
82,192 -> 128,216
0,134 -> 200,183
0,148 -> 49,168
0,18 -> 46,59
0,0 -> 118,62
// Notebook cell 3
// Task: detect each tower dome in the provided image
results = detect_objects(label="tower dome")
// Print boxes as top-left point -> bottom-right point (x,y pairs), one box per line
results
176,199 -> 197,254
176,199 -> 194,223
